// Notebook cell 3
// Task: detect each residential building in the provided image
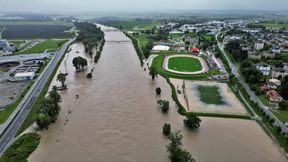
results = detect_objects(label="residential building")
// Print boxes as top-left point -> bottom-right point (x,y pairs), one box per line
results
266,90 -> 283,102
256,63 -> 271,76
254,42 -> 265,50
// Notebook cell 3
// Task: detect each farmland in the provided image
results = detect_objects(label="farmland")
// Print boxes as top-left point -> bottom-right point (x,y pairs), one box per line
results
111,19 -> 153,30
260,23 -> 288,28
0,20 -> 74,39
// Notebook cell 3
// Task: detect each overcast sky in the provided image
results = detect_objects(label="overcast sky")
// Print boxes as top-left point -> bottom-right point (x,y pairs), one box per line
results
1,0 -> 288,13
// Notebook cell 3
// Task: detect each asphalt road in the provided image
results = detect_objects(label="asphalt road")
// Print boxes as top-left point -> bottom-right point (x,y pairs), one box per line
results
216,32 -> 288,133
0,38 -> 75,154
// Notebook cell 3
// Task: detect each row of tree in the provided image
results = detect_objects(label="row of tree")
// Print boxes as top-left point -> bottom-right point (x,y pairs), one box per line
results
36,86 -> 61,130
94,39 -> 105,63
74,22 -> 104,56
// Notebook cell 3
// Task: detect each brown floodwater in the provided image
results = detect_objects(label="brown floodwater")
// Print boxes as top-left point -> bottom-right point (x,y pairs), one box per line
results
28,28 -> 287,162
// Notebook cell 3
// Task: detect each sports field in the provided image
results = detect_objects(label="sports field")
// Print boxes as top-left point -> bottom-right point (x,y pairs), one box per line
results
168,56 -> 202,72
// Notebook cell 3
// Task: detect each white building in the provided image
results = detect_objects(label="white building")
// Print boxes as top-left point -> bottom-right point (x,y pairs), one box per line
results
152,45 -> 170,51
256,63 -> 271,76
14,72 -> 35,81
254,42 -> 264,50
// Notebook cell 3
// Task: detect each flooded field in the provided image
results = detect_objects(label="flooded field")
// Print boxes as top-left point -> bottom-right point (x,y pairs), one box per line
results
28,28 -> 287,162
171,79 -> 248,115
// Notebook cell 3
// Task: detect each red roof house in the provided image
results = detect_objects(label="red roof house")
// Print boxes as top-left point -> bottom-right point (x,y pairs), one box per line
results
266,90 -> 283,102
192,47 -> 200,53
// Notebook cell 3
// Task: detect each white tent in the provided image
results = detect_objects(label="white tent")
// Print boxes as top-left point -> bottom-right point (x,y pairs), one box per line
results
152,45 -> 170,51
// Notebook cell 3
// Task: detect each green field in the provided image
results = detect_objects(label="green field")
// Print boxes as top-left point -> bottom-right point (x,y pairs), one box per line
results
135,21 -> 162,30
18,40 -> 66,54
134,34 -> 149,48
168,56 -> 202,72
258,95 -> 272,107
272,110 -> 288,122
112,19 -> 153,30
260,23 -> 288,28
168,32 -> 196,39
0,133 -> 40,162
197,85 -> 226,105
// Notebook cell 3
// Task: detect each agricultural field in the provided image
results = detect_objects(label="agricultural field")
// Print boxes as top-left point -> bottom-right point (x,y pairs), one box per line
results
260,23 -> 288,28
18,40 -> 67,54
111,19 -> 154,30
134,21 -> 162,30
133,34 -> 149,48
197,85 -> 225,105
168,32 -> 197,39
168,56 -> 202,72
0,20 -> 73,39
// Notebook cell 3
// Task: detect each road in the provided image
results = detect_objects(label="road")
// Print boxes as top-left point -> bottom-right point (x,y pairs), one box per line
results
216,32 -> 288,133
0,27 -> 5,39
0,38 -> 75,154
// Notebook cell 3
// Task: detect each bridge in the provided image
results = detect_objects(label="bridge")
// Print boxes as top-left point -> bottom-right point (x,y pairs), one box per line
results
105,40 -> 132,43
101,29 -> 120,32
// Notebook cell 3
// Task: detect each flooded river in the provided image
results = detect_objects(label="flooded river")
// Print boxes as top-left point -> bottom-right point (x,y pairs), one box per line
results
28,28 -> 287,162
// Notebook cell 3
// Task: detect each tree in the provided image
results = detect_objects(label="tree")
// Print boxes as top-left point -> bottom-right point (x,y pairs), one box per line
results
149,66 -> 157,80
183,115 -> 201,129
279,101 -> 288,110
49,86 -> 61,102
156,87 -> 161,95
167,131 -> 196,162
57,73 -> 66,88
163,123 -> 171,136
157,100 -> 170,113
36,113 -> 50,130
280,76 -> 288,100
40,98 -> 60,122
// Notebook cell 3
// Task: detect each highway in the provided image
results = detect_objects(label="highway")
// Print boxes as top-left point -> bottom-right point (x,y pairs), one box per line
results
216,32 -> 288,133
0,38 -> 75,154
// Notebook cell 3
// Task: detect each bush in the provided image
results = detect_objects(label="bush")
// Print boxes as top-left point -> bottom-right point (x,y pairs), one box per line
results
157,100 -> 169,113
156,87 -> 161,95
163,123 -> 171,136
0,133 -> 40,162
87,72 -> 92,78
275,126 -> 282,134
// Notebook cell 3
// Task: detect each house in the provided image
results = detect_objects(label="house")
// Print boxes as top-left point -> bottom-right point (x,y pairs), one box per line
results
254,42 -> 264,50
260,85 -> 271,93
272,68 -> 288,79
269,79 -> 281,86
283,63 -> 288,71
185,36 -> 198,46
191,47 -> 200,53
266,90 -> 283,102
248,51 -> 262,59
256,63 -> 271,76
13,72 -> 35,81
